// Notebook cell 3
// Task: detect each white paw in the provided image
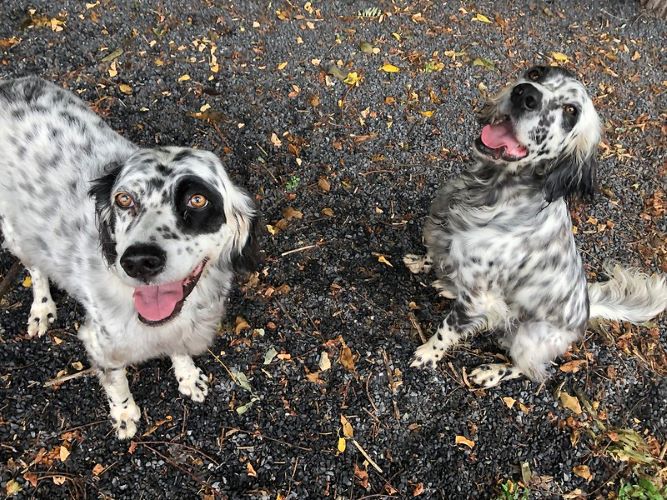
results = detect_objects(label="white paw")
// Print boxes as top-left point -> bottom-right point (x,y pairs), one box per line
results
27,298 -> 57,337
468,363 -> 522,389
110,399 -> 141,440
177,366 -> 209,403
410,339 -> 444,369
403,254 -> 431,274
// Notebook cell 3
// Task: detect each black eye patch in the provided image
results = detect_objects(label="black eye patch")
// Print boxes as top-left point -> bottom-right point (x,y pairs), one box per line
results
173,175 -> 225,234
561,105 -> 580,132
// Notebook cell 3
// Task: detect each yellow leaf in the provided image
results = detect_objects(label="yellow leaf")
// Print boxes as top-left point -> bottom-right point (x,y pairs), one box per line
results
22,275 -> 32,288
419,110 -> 434,118
266,224 -> 278,235
341,415 -> 354,438
472,13 -> 492,23
200,103 -> 211,112
277,61 -> 288,70
455,435 -> 475,448
5,479 -> 22,496
92,463 -> 105,476
502,396 -> 516,409
559,391 -> 582,414
337,436 -> 346,453
59,445 -> 70,462
572,465 -> 592,481
380,63 -> 400,73
391,32 -> 401,41
177,74 -> 191,82
343,72 -> 362,86
551,52 -> 569,63
118,83 -> 132,95
85,2 -> 99,9
373,253 -> 393,267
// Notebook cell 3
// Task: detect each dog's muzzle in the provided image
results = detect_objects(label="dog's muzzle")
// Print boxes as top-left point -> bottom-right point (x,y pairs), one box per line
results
511,83 -> 542,114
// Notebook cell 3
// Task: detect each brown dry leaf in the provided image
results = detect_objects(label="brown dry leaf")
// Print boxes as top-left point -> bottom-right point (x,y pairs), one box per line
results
270,133 -> 282,147
59,445 -> 70,462
559,391 -> 582,414
318,177 -> 331,192
559,360 -> 587,373
246,462 -> 257,477
282,207 -> 303,220
52,476 -> 67,485
339,345 -> 356,372
319,352 -> 331,371
92,463 -> 105,476
455,435 -> 475,448
23,472 -> 38,488
277,353 -> 291,361
0,37 -> 21,49
412,482 -> 425,496
502,396 -> 516,409
322,207 -> 335,217
128,441 -> 138,454
572,465 -> 592,481
354,463 -> 369,488
309,94 -> 320,107
340,415 -> 354,438
306,371 -> 322,384
234,316 -> 250,334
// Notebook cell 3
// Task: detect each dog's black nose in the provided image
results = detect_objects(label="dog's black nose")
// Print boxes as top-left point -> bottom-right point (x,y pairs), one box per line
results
511,83 -> 542,112
120,244 -> 166,280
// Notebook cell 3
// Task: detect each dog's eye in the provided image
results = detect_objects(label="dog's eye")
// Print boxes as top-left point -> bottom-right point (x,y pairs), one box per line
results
114,192 -> 134,209
527,69 -> 541,81
187,194 -> 208,209
563,104 -> 578,116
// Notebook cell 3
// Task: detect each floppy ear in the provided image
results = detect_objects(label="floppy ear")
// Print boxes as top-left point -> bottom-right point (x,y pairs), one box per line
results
543,152 -> 597,202
230,191 -> 261,274
88,162 -> 123,264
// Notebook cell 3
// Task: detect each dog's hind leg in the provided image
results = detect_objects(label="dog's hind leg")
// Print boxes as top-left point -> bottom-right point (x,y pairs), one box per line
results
26,267 -> 57,337
411,302 -> 485,368
98,367 -> 141,440
171,354 -> 209,403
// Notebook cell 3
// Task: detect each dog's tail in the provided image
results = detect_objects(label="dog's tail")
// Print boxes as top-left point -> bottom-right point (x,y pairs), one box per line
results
588,263 -> 667,323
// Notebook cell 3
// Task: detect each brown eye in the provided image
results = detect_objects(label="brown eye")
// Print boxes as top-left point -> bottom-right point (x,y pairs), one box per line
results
114,192 -> 134,209
563,104 -> 578,116
187,194 -> 208,209
527,69 -> 540,81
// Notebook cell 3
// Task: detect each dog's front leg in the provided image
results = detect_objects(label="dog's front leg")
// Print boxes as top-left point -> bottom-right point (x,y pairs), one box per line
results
171,354 -> 209,403
98,367 -> 141,439
26,267 -> 57,337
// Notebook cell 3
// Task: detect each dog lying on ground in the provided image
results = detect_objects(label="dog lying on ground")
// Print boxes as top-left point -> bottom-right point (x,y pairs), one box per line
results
0,77 -> 258,438
405,65 -> 666,387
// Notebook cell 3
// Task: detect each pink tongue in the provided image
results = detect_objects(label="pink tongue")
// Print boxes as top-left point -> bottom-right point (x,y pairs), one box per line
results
481,122 -> 527,157
133,281 -> 184,322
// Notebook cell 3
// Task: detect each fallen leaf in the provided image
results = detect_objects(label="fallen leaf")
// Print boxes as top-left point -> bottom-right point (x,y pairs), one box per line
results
0,36 -> 21,49
339,345 -> 356,372
22,275 -> 32,288
354,463 -> 369,488
631,51 -> 641,61
559,391 -> 582,414
373,253 -> 393,267
306,371 -> 322,383
380,63 -> 400,73
319,351 -> 331,371
277,61 -> 288,70
455,435 -> 475,448
23,472 -> 38,488
263,347 -> 278,365
100,47 -> 122,63
246,462 -> 257,477
234,316 -> 250,334
92,463 -> 105,476
282,207 -> 303,220
419,110 -> 434,118
341,415 -> 354,438
118,83 -> 132,95
232,370 -> 253,393
559,360 -> 587,373
318,177 -> 331,192
71,361 -> 84,371
343,72 -> 362,86
551,52 -> 569,63
472,57 -> 496,70
472,13 -> 492,23
337,436 -> 346,453
572,465 -> 592,481
5,480 -> 21,496
270,132 -> 282,147
59,445 -> 70,462
52,476 -> 67,485
412,482 -> 425,496
502,396 -> 516,409
277,353 -> 291,361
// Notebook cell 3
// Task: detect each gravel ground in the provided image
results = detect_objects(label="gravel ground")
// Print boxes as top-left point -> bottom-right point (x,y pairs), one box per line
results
1,1 -> 666,498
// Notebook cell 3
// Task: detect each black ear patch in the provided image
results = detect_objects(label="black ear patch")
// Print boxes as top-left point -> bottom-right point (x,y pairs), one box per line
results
89,162 -> 123,264
543,153 -> 596,202
232,206 -> 262,274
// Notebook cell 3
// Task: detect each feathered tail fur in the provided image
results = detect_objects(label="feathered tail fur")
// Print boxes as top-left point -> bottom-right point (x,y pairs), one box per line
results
588,263 -> 667,323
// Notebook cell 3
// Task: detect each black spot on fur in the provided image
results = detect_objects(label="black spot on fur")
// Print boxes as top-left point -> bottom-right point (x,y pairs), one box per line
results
172,150 -> 194,164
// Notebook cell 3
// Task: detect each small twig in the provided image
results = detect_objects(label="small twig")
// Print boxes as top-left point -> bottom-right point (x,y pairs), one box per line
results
407,311 -> 427,343
207,349 -> 238,384
351,438 -> 383,474
275,298 -> 301,332
281,244 -> 319,257
141,443 -> 207,486
44,367 -> 98,387
135,440 -> 220,466
233,427 -> 314,452
0,260 -> 23,300
59,419 -> 107,435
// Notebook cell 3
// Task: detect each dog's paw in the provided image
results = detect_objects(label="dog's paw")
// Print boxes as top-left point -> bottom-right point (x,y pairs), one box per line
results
27,298 -> 57,337
403,254 -> 432,274
468,363 -> 522,389
110,399 -> 141,440
177,366 -> 209,403
410,341 -> 443,369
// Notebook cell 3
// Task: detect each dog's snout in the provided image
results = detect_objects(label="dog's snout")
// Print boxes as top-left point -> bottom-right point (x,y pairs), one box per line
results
120,244 -> 166,280
511,83 -> 542,112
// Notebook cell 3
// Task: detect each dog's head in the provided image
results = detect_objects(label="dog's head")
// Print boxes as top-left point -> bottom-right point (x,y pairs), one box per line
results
89,147 -> 259,325
475,65 -> 601,201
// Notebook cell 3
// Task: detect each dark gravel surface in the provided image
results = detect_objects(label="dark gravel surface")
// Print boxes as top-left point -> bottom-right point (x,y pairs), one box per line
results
1,1 -> 666,498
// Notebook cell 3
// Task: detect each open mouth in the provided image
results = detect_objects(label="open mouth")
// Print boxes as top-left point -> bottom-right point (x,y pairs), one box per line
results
133,258 -> 209,326
476,116 -> 528,161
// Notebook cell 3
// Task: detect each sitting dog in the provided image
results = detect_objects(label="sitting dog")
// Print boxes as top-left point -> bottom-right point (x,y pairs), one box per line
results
405,65 -> 666,387
0,77 -> 258,438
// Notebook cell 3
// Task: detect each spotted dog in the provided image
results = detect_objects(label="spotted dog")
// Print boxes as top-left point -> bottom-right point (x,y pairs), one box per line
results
405,66 -> 666,387
0,77 -> 259,438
